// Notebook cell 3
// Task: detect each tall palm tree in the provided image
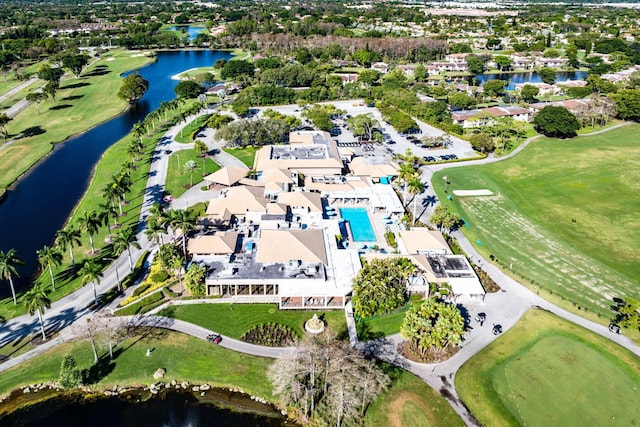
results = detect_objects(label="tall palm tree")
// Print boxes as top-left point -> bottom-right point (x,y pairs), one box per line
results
398,162 -> 416,205
112,227 -> 141,272
78,210 -> 101,254
99,201 -> 119,242
80,259 -> 103,306
24,283 -> 51,340
145,219 -> 165,247
0,249 -> 24,305
184,160 -> 198,187
56,227 -> 82,271
36,245 -> 62,290
167,209 -> 196,258
170,254 -> 185,292
407,177 -> 425,225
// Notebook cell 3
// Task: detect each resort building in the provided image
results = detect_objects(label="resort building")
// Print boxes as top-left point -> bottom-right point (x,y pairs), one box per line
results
452,105 -> 532,128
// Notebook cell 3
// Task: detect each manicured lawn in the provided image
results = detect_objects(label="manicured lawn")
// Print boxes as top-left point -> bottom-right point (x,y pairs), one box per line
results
365,366 -> 463,427
161,303 -> 348,340
222,146 -> 257,168
165,149 -> 220,198
356,303 -> 416,340
0,49 -> 155,192
174,114 -> 211,143
0,331 -> 273,402
456,309 -> 640,427
433,125 -> 640,318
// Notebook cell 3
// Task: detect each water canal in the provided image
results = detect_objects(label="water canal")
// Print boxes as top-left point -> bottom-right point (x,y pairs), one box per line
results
0,50 -> 233,292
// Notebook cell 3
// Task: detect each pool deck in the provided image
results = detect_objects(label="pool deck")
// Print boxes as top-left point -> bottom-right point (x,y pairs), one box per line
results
333,202 -> 402,253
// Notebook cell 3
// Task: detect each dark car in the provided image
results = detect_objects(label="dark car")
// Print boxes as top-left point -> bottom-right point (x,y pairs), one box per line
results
609,324 -> 621,334
475,313 -> 487,324
492,324 -> 503,335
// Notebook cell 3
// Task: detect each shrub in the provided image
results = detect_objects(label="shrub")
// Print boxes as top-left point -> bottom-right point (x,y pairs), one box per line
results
116,291 -> 165,316
241,323 -> 299,347
59,355 -> 83,389
151,270 -> 169,283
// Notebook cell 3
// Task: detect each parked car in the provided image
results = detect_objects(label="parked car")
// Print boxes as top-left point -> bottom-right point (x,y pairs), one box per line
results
492,324 -> 503,335
609,324 -> 621,334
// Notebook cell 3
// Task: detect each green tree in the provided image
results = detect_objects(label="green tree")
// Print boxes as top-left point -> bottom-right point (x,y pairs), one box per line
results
36,245 -> 62,291
56,227 -> 82,271
357,69 -> 381,86
112,227 -> 140,272
62,54 -> 89,78
184,159 -> 198,186
466,55 -> 486,75
346,113 -> 378,141
80,258 -> 103,306
408,176 -> 425,224
533,106 -> 580,138
614,297 -> 640,331
447,92 -> 477,110
174,80 -> 201,98
482,79 -> 506,98
220,60 -> 255,80
612,89 -> 640,121
0,113 -> 11,142
167,209 -> 196,257
469,133 -> 495,153
352,257 -> 417,317
398,162 -> 417,205
400,298 -> 465,359
520,84 -> 540,102
494,56 -> 513,71
414,64 -> 429,82
538,67 -> 557,85
78,210 -> 101,254
58,354 -> 83,389
430,205 -> 462,233
26,92 -> 47,115
24,283 -> 51,340
117,72 -> 149,104
0,248 -> 24,305
184,263 -> 206,296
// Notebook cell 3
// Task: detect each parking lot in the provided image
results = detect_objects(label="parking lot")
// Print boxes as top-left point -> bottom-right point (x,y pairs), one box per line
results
254,100 -> 476,163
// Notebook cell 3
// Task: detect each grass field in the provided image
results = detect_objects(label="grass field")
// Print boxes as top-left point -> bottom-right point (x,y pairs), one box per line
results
456,309 -> 640,426
174,114 -> 211,143
365,366 -> 464,427
165,149 -> 220,198
0,331 -> 273,402
160,303 -> 348,340
0,49 -> 155,192
222,146 -> 258,168
356,300 -> 420,340
433,125 -> 640,318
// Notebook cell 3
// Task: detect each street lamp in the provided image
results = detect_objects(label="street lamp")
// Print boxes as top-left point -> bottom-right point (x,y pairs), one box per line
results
104,257 -> 121,292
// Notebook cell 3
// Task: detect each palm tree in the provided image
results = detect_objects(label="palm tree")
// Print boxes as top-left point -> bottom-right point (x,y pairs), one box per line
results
0,249 -> 24,305
184,160 -> 198,187
56,227 -> 82,271
24,283 -> 51,340
167,209 -> 196,258
398,162 -> 416,205
99,201 -> 119,242
407,177 -> 425,225
145,219 -> 165,247
194,139 -> 208,174
36,245 -> 62,290
26,92 -> 47,115
0,113 -> 11,143
80,259 -> 103,306
78,210 -> 101,254
171,255 -> 185,292
112,227 -> 141,272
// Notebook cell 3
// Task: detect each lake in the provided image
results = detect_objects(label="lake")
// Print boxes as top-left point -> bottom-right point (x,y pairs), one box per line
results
472,71 -> 589,90
168,26 -> 205,41
0,389 -> 292,427
0,50 -> 233,293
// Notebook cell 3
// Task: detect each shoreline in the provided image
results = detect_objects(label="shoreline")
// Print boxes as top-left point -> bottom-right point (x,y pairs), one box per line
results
0,381 -> 287,422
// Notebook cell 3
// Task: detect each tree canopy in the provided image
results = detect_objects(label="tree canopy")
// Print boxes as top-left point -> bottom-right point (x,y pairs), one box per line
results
533,105 -> 580,138
400,297 -> 465,359
612,89 -> 640,121
352,257 -> 417,317
174,80 -> 202,99
117,72 -> 149,104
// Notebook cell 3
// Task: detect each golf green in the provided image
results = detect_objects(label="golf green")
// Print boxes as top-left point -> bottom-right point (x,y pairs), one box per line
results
456,309 -> 640,426
433,124 -> 640,316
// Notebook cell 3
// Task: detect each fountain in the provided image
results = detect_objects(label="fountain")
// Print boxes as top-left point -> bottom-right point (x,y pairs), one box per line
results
304,314 -> 325,335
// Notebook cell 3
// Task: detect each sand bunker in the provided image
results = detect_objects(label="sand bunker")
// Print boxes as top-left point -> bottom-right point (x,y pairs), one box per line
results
453,189 -> 493,196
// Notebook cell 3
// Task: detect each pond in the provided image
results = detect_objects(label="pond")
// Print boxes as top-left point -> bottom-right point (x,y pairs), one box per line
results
471,71 -> 589,90
0,388 -> 292,427
0,50 -> 233,293
168,25 -> 205,41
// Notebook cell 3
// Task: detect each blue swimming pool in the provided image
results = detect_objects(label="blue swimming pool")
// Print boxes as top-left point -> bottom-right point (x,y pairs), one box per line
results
340,208 -> 376,242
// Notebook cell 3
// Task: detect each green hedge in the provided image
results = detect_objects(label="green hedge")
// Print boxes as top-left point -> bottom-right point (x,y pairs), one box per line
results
115,291 -> 165,316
